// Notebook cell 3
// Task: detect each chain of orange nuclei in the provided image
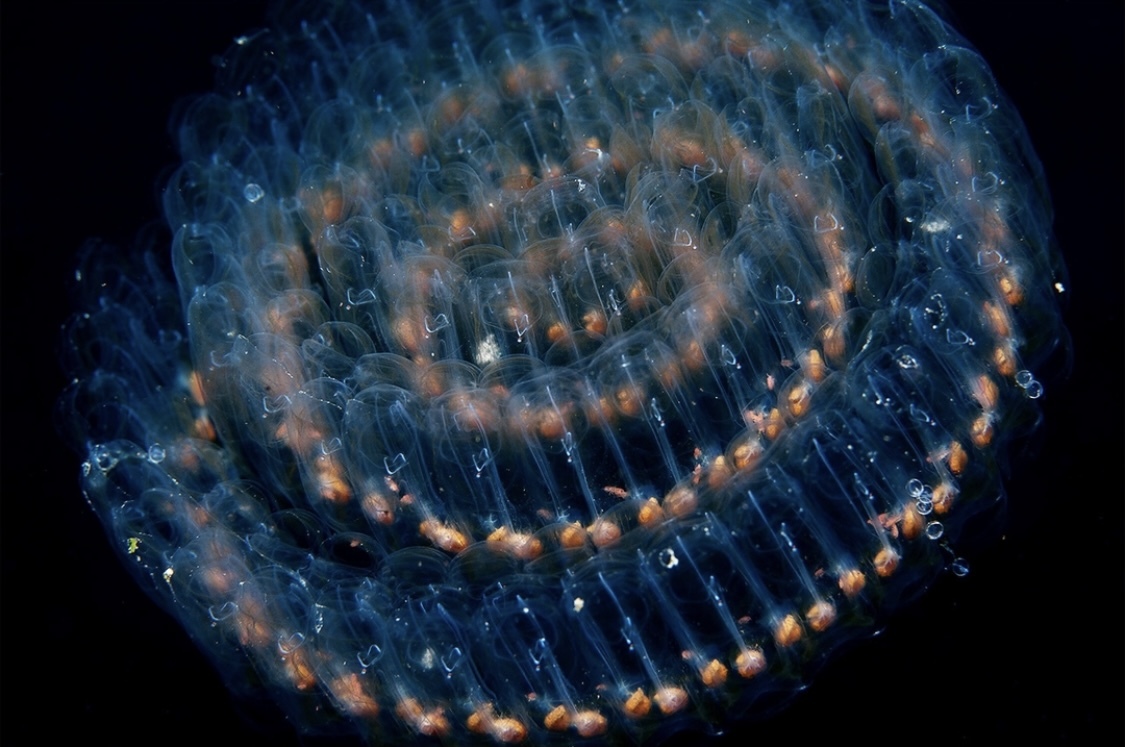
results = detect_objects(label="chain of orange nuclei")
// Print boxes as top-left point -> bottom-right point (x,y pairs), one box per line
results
67,1 -> 1062,743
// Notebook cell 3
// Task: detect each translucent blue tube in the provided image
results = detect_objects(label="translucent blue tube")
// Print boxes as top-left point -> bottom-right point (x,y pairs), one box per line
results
59,1 -> 1067,743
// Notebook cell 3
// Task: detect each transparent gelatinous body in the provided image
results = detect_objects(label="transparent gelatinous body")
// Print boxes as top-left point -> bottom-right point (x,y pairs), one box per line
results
60,1 -> 1066,744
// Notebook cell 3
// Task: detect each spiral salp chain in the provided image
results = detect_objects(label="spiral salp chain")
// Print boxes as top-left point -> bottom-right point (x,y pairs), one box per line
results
61,0 -> 1065,743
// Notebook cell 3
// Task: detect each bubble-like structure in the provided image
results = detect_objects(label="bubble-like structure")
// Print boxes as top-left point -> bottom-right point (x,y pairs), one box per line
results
60,0 -> 1066,743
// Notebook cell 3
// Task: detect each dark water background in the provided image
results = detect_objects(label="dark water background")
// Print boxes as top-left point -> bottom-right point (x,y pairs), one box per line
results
3,2 -> 1120,743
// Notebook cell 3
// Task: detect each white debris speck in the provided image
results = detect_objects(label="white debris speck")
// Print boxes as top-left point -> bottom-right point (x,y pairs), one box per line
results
474,334 -> 502,365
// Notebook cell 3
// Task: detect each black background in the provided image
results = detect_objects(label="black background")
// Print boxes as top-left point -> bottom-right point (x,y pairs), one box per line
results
3,2 -> 1121,744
